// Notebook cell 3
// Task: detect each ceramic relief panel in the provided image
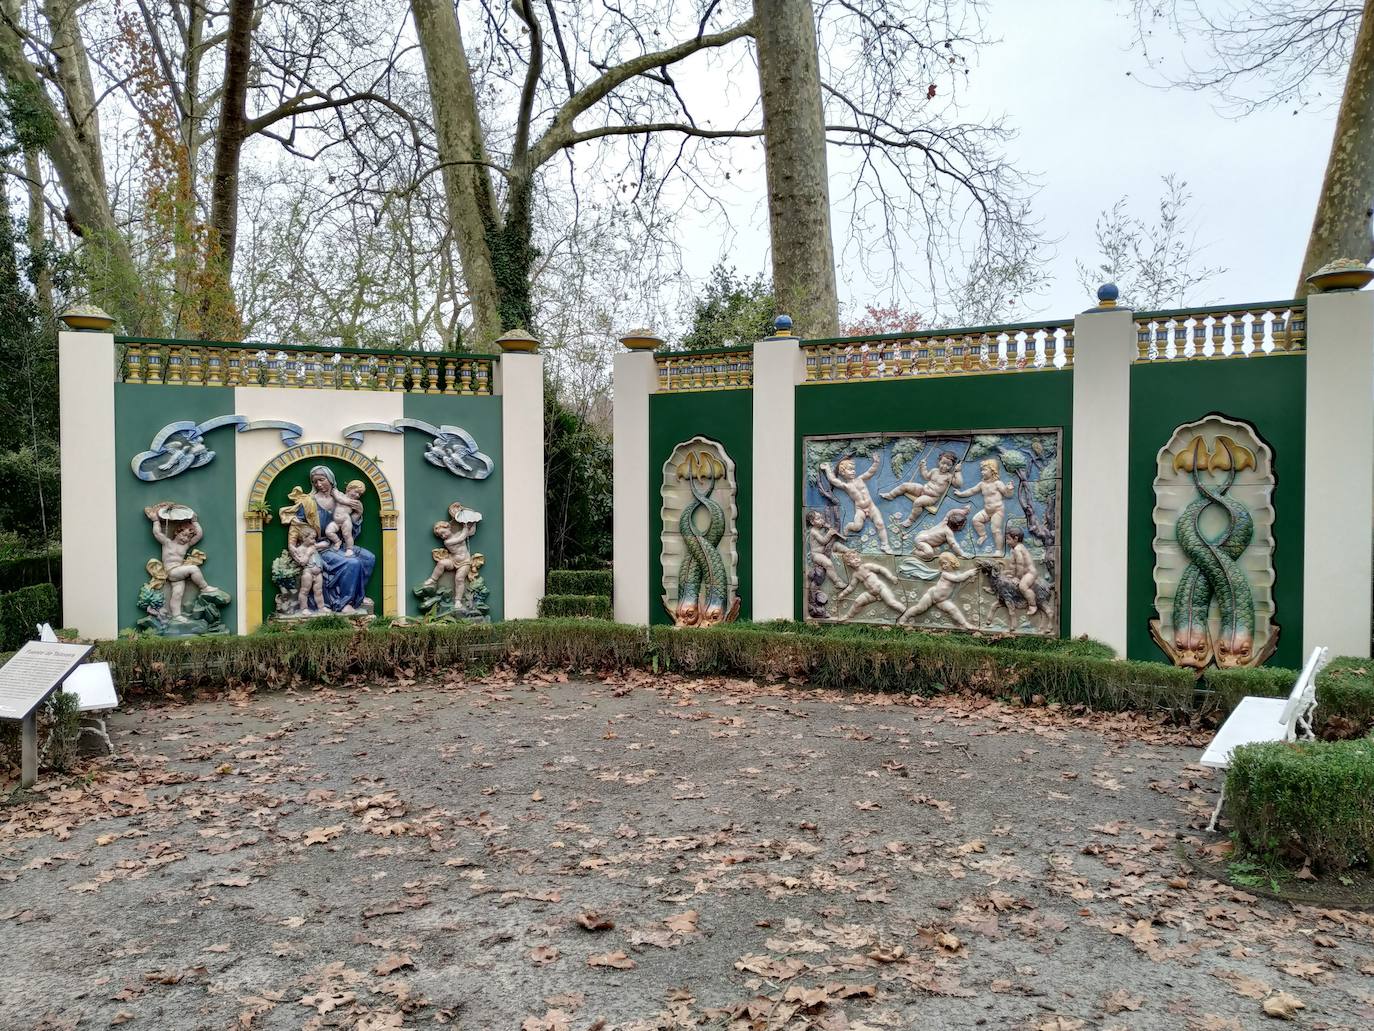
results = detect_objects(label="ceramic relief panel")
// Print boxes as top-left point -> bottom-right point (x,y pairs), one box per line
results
801,430 -> 1061,636
1150,415 -> 1277,669
661,436 -> 740,626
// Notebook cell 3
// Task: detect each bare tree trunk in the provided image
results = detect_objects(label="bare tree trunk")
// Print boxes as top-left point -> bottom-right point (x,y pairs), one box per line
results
753,0 -> 838,337
43,0 -> 107,196
1298,0 -> 1374,295
0,0 -> 141,326
410,0 -> 503,348
23,148 -> 51,309
177,0 -> 205,306
207,0 -> 253,283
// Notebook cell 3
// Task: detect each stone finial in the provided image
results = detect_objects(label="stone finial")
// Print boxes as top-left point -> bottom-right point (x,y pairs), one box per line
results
1096,283 -> 1119,309
772,314 -> 794,337
619,328 -> 663,351
1306,259 -> 1374,293
59,303 -> 115,332
495,328 -> 540,353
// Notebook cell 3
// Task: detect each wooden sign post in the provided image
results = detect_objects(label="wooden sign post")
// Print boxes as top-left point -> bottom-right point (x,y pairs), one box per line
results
0,641 -> 93,788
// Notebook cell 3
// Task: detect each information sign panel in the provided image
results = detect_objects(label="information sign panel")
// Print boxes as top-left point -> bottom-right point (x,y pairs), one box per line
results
0,641 -> 94,720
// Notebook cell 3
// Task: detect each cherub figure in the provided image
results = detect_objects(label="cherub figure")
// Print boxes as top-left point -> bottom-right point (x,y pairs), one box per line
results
1005,526 -> 1039,616
290,524 -> 326,612
146,506 -> 213,620
835,550 -> 905,619
324,479 -> 366,555
881,450 -> 965,527
820,457 -> 893,554
899,551 -> 976,629
910,507 -> 972,560
954,458 -> 1016,552
422,503 -> 482,610
805,510 -> 844,587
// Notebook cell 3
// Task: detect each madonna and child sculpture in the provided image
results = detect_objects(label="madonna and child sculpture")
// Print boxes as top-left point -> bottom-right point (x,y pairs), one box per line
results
271,465 -> 377,617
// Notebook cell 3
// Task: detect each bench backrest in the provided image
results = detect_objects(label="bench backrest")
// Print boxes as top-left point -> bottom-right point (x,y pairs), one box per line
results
1279,646 -> 1330,736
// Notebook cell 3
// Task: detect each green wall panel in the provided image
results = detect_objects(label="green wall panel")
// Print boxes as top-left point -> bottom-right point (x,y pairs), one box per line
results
1127,355 -> 1306,668
649,390 -> 753,625
793,370 -> 1075,629
402,394 -> 504,619
114,384 -> 238,632
261,457 -> 385,615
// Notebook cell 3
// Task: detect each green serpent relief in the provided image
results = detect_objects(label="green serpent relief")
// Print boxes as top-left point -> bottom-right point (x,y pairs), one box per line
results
660,436 -> 740,626
1150,416 -> 1278,670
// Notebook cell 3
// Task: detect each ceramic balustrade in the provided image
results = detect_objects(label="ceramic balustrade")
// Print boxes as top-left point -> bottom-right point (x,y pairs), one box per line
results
117,340 -> 496,394
1133,302 -> 1306,362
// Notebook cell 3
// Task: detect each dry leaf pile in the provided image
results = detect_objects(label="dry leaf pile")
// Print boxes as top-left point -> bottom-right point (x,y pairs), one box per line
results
1,669 -> 1372,1029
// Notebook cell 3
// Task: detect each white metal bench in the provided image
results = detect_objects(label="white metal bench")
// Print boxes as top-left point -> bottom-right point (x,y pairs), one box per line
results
1199,646 -> 1330,831
39,624 -> 119,755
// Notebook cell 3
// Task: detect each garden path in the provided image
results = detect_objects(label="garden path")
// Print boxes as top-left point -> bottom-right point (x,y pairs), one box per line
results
3,671 -> 1372,1030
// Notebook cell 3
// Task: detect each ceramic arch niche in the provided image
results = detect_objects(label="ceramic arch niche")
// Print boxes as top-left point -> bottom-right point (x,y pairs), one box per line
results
243,441 -> 400,631
660,436 -> 740,626
1150,414 -> 1278,670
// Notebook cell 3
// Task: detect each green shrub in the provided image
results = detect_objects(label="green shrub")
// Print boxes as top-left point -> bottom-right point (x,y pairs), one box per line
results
537,595 -> 614,620
1204,660 -> 1374,736
547,569 -> 613,595
1201,665 -> 1296,715
1228,738 -> 1374,872
0,582 -> 59,651
44,690 -> 81,772
0,550 -> 60,594
1315,658 -> 1374,734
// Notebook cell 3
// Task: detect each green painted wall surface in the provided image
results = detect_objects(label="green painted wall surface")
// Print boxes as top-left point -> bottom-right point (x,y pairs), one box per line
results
262,458 -> 385,615
402,394 -> 504,619
793,371 -> 1075,628
1127,355 -> 1305,668
114,385 -> 237,632
649,390 -> 753,625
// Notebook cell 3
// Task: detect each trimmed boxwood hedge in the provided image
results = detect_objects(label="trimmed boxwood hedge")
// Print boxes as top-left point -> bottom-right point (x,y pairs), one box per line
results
547,569 -> 613,596
0,583 -> 59,651
538,594 -> 614,619
1204,658 -> 1374,735
95,618 -> 1200,712
1228,738 -> 1374,872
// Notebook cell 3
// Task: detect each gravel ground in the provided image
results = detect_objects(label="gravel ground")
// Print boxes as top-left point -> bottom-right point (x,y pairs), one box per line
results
2,670 -> 1373,1031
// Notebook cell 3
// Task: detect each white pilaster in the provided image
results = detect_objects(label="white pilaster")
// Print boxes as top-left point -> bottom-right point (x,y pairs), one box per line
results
1303,290 -> 1374,658
59,330 -> 119,638
496,351 -> 545,618
1069,308 -> 1134,654
751,334 -> 805,622
612,350 -> 655,624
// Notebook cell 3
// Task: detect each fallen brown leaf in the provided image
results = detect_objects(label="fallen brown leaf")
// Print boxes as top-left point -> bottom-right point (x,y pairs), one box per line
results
1261,991 -> 1305,1020
587,950 -> 636,970
372,953 -> 414,976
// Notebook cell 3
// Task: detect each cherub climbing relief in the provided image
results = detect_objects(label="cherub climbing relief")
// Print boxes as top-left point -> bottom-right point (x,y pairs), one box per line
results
802,429 -> 1060,636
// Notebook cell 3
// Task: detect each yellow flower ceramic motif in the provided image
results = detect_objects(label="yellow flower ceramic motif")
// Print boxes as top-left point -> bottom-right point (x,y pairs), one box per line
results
677,450 -> 725,482
1172,435 -> 1255,474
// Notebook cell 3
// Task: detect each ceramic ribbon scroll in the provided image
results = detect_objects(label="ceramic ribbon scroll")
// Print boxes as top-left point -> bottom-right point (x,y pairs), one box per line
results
660,436 -> 740,626
1151,416 -> 1278,669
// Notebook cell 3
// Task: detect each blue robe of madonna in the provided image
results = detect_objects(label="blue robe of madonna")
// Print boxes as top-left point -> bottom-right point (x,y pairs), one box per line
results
312,492 -> 375,612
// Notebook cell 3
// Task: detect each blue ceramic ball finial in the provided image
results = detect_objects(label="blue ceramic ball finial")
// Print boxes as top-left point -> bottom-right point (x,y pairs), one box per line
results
773,314 -> 794,336
1097,283 -> 1119,308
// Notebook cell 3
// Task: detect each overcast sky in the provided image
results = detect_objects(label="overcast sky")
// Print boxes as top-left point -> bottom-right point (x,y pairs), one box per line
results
672,0 -> 1343,325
